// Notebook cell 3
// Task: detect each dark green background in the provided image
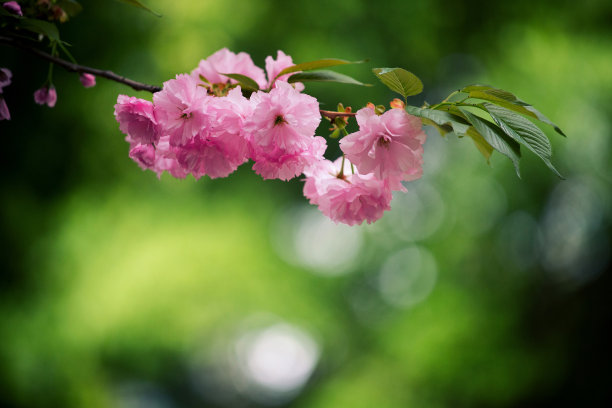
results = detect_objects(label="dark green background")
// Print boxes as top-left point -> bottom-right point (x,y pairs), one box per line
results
1,0 -> 611,407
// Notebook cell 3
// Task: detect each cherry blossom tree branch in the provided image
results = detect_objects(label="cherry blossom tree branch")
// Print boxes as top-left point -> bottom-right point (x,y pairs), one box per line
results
0,35 -> 162,93
319,110 -> 356,119
0,35 -> 357,121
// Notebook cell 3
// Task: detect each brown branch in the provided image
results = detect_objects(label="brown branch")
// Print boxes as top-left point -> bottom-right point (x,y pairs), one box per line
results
319,109 -> 356,120
0,35 -> 162,93
1,35 -> 358,121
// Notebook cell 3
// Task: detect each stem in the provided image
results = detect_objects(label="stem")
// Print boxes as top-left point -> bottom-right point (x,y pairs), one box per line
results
320,110 -> 356,120
338,154 -> 346,178
0,35 -> 162,93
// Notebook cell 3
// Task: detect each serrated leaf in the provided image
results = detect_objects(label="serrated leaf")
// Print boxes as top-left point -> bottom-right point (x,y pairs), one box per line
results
467,90 -> 535,116
288,70 -> 370,86
115,0 -> 161,17
220,73 -> 259,91
405,105 -> 469,136
275,59 -> 358,79
462,84 -> 565,136
462,85 -> 517,102
57,0 -> 83,16
373,67 -> 423,98
19,19 -> 60,41
523,105 -> 566,137
485,103 -> 563,178
460,108 -> 522,177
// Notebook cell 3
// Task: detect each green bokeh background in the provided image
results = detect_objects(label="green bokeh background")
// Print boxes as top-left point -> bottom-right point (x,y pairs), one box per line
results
1,0 -> 611,407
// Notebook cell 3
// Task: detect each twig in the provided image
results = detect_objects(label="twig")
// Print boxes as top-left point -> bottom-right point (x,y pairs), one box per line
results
0,35 -> 162,93
319,109 -> 356,120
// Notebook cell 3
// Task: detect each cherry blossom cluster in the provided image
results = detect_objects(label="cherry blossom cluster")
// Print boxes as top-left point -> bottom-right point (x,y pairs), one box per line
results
115,49 -> 426,226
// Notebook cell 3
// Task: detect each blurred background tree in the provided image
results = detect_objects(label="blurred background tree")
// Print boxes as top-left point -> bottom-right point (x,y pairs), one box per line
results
1,0 -> 611,407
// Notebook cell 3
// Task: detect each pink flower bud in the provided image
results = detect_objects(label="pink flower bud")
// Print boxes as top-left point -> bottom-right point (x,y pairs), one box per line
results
2,1 -> 22,16
0,68 -> 12,91
79,73 -> 96,88
0,96 -> 10,121
34,86 -> 57,108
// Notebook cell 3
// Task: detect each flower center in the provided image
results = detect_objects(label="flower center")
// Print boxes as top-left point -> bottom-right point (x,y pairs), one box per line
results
274,115 -> 287,126
377,134 -> 392,148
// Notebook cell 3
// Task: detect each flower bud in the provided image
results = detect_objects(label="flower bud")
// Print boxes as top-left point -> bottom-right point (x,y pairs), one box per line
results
34,86 -> 57,108
2,1 -> 23,16
0,96 -> 10,121
79,73 -> 96,88
390,98 -> 405,109
0,68 -> 12,91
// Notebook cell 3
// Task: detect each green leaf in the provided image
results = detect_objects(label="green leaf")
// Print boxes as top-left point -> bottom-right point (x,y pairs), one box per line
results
288,70 -> 370,86
523,105 -> 566,137
466,127 -> 495,162
484,103 -> 563,178
462,85 -> 518,102
57,0 -> 83,17
275,59 -> 358,79
219,73 -> 260,91
462,84 -> 565,136
114,0 -> 161,17
466,90 -> 534,117
373,68 -> 423,98
19,19 -> 60,41
460,108 -> 522,177
405,105 -> 469,136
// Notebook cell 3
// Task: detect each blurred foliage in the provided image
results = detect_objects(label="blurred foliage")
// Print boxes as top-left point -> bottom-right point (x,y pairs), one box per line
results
1,0 -> 611,407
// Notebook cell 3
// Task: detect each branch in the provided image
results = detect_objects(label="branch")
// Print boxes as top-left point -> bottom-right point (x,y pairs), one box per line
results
319,109 -> 356,120
0,35 -> 358,121
0,35 -> 162,93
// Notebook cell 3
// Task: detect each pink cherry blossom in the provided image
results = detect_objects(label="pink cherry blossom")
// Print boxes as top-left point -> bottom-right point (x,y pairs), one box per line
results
0,68 -> 11,91
33,86 -> 57,107
191,48 -> 266,89
0,68 -> 11,120
169,87 -> 251,179
252,136 -> 327,181
153,74 -> 211,146
128,136 -> 187,179
2,1 -> 22,16
115,95 -> 160,145
339,106 -> 426,182
79,73 -> 96,88
245,81 -> 320,154
129,144 -> 156,169
264,50 -> 304,91
0,97 -> 10,121
303,158 -> 393,226
153,136 -> 189,179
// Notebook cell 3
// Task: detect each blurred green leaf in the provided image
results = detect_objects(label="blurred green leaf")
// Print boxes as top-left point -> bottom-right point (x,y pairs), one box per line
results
220,73 -> 260,91
288,70 -> 370,86
114,0 -> 161,17
275,58 -> 359,79
19,19 -> 60,41
373,67 -> 423,97
460,108 -> 522,177
485,103 -> 563,178
57,0 -> 83,17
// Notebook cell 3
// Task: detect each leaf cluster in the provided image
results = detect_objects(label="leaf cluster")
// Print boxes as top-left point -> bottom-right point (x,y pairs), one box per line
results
373,68 -> 565,178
